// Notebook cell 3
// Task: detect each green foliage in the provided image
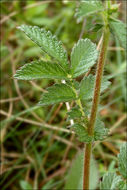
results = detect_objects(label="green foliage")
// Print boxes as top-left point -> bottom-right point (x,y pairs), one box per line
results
94,119 -> 109,141
14,60 -> 68,80
41,179 -> 54,190
15,20 -> 111,161
109,3 -> 120,13
72,118 -> 108,143
72,123 -> 93,143
101,77 -> 111,93
70,39 -> 98,77
67,106 -> 82,120
2,1 -> 126,190
16,26 -> 106,145
1,44 -> 9,58
15,20 -> 112,188
79,74 -> 95,100
118,181 -> 127,190
18,25 -> 69,70
39,84 -> 77,106
90,23 -> 104,33
20,180 -> 32,190
109,18 -> 126,49
118,143 -> 127,179
64,151 -> 99,190
75,0 -> 104,19
79,74 -> 111,100
100,173 -> 122,190
64,150 -> 84,190
100,143 -> 127,190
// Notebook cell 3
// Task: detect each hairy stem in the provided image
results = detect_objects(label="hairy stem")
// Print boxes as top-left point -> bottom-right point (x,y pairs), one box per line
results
88,28 -> 110,136
83,25 -> 110,190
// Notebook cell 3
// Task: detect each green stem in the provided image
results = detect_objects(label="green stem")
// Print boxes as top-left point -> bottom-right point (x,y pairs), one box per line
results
71,81 -> 89,126
83,25 -> 110,190
76,98 -> 88,126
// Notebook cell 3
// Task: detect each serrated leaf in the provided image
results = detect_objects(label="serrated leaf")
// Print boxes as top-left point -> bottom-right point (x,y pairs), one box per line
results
94,118 -> 109,141
72,118 -> 108,142
75,0 -> 104,19
101,77 -> 111,92
118,143 -> 127,179
72,123 -> 93,143
80,74 -> 95,100
20,180 -> 32,190
18,25 -> 68,70
109,19 -> 126,49
71,39 -> 98,77
100,173 -> 122,190
79,74 -> 111,100
67,106 -> 82,120
14,60 -> 68,80
39,83 -> 76,106
64,151 -> 99,190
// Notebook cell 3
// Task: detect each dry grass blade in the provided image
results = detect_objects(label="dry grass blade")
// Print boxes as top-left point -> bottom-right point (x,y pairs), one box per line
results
0,110 -> 74,134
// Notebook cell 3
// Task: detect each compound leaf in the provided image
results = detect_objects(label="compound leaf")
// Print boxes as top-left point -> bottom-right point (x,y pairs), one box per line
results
118,143 -> 127,179
100,173 -> 122,190
64,151 -> 99,190
39,83 -> 76,106
14,60 -> 68,80
18,25 -> 68,70
71,39 -> 98,78
75,0 -> 104,19
79,74 -> 111,100
72,123 -> 93,143
109,18 -> 126,49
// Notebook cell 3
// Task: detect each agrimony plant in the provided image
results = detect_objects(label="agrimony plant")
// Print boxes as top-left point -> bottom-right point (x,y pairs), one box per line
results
14,0 -> 126,189
15,24 -> 109,144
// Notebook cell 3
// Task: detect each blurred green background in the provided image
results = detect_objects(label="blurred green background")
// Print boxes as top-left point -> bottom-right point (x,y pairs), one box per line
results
0,1 -> 126,190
